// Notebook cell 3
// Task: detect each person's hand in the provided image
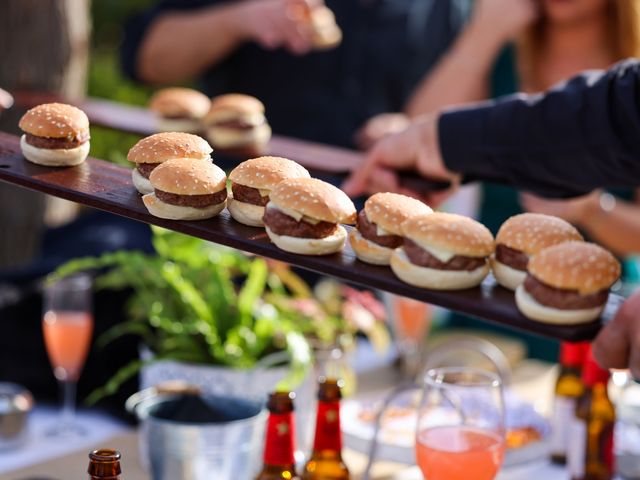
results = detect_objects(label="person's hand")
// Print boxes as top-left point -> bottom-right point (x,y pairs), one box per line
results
471,0 -> 538,44
593,290 -> 640,378
520,191 -> 599,226
234,0 -> 321,55
355,113 -> 411,151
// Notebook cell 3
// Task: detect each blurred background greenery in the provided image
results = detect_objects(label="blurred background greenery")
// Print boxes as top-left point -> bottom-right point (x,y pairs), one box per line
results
89,0 -> 155,165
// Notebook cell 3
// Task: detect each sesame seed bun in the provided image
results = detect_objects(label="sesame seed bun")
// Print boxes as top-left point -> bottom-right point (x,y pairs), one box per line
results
348,229 -> 394,265
20,134 -> 89,167
496,213 -> 583,255
364,193 -> 432,236
528,241 -> 620,295
309,6 -> 342,50
490,258 -> 527,291
149,158 -> 226,195
149,88 -> 210,120
204,94 -> 266,125
132,168 -> 153,195
391,248 -> 490,290
269,178 -> 356,224
265,225 -> 347,256
227,195 -> 266,227
515,284 -> 604,325
142,193 -> 226,221
401,213 -> 494,258
229,157 -> 310,190
127,132 -> 212,165
206,121 -> 271,150
19,103 -> 89,139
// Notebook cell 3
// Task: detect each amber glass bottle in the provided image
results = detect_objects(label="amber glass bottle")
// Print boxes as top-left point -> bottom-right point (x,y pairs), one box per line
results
551,342 -> 588,465
87,449 -> 122,479
256,391 -> 299,480
303,377 -> 350,480
568,349 -> 615,480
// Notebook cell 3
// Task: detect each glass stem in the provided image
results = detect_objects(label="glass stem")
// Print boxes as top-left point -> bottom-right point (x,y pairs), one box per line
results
60,380 -> 77,428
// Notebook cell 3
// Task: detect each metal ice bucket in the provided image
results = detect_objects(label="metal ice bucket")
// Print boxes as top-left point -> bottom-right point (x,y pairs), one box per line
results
127,383 -> 267,480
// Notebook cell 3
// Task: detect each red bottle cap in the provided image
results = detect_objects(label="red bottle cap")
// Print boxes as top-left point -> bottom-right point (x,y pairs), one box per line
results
559,342 -> 589,367
582,347 -> 610,387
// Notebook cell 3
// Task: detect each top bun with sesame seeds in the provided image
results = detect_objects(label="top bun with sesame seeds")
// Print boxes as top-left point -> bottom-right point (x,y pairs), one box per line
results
127,132 -> 212,165
515,242 -> 620,325
492,213 -> 584,290
18,103 -> 91,167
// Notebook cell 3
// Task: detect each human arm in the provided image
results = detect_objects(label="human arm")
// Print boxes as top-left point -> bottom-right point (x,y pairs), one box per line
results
404,0 -> 537,118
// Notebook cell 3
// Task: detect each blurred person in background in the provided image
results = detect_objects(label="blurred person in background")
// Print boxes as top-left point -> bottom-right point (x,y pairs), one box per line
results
121,0 -> 471,150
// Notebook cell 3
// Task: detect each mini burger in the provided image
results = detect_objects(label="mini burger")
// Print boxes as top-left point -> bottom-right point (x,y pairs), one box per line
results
203,94 -> 271,154
264,178 -> 356,255
516,242 -> 620,325
391,213 -> 494,290
19,103 -> 90,167
308,6 -> 342,50
128,132 -> 213,195
349,193 -> 432,266
493,213 -> 583,290
149,88 -> 211,133
143,157 -> 227,220
228,157 -> 310,227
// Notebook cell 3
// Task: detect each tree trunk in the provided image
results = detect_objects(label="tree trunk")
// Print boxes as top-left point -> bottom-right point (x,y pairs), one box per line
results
0,0 -> 90,270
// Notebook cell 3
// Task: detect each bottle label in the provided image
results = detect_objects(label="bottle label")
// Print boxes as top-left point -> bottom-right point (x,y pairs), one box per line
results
313,400 -> 342,452
263,412 -> 296,466
567,418 -> 587,478
550,396 -> 577,455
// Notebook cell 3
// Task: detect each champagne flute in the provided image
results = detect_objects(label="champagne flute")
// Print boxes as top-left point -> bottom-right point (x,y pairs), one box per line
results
42,274 -> 94,437
415,367 -> 505,480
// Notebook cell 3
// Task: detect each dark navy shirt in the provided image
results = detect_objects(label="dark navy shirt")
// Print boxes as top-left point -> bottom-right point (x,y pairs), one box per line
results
121,0 -> 470,148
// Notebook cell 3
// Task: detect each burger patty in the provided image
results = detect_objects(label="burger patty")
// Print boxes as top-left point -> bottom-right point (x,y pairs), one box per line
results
155,188 -> 227,208
211,119 -> 262,130
25,132 -> 89,150
404,239 -> 487,271
495,244 -> 529,271
263,208 -> 338,239
523,275 -> 609,310
357,210 -> 403,249
231,182 -> 269,206
136,163 -> 158,179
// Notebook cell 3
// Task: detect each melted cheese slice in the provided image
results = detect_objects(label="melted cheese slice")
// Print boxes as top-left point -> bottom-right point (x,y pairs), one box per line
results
267,203 -> 321,225
364,210 -> 393,236
413,241 -> 457,263
258,188 -> 271,197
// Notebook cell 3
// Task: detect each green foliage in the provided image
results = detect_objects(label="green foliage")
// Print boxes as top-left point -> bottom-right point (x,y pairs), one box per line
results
52,228 -> 311,401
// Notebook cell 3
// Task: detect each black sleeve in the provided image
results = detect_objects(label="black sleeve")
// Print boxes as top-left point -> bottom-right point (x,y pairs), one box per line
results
438,59 -> 640,198
119,0 -> 229,83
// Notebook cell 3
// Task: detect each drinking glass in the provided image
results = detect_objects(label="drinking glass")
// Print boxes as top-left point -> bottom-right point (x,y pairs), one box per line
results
415,367 -> 505,480
42,274 -> 94,436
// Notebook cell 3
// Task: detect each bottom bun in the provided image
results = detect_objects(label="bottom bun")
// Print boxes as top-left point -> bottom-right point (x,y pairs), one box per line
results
142,193 -> 226,220
155,117 -> 202,133
348,229 -> 393,265
491,257 -> 527,291
206,123 -> 271,149
227,195 -> 265,227
390,248 -> 489,290
20,135 -> 89,167
515,285 -> 604,325
266,225 -> 347,255
132,168 -> 154,195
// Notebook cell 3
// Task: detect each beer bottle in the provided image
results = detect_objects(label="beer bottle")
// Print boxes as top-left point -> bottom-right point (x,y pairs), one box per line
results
87,449 -> 122,479
568,348 -> 615,480
303,377 -> 349,480
550,342 -> 588,465
256,391 -> 299,480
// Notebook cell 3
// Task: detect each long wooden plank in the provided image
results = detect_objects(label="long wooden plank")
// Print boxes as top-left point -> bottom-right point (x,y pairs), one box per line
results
0,131 -> 621,341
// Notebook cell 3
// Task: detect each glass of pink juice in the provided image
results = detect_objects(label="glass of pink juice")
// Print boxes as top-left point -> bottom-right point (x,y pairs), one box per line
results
415,368 -> 505,480
43,274 -> 93,437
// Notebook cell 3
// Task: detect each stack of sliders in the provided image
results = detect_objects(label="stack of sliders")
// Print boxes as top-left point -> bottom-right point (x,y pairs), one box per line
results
227,156 -> 310,227
515,241 -> 620,325
492,213 -> 583,290
128,132 -> 213,195
390,213 -> 495,290
18,103 -> 90,167
149,88 -> 211,133
203,94 -> 271,155
349,192 -> 432,265
264,178 -> 356,255
306,5 -> 342,50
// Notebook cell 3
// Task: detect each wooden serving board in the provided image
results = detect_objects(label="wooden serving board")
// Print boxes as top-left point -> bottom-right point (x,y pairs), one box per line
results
0,131 -> 621,341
